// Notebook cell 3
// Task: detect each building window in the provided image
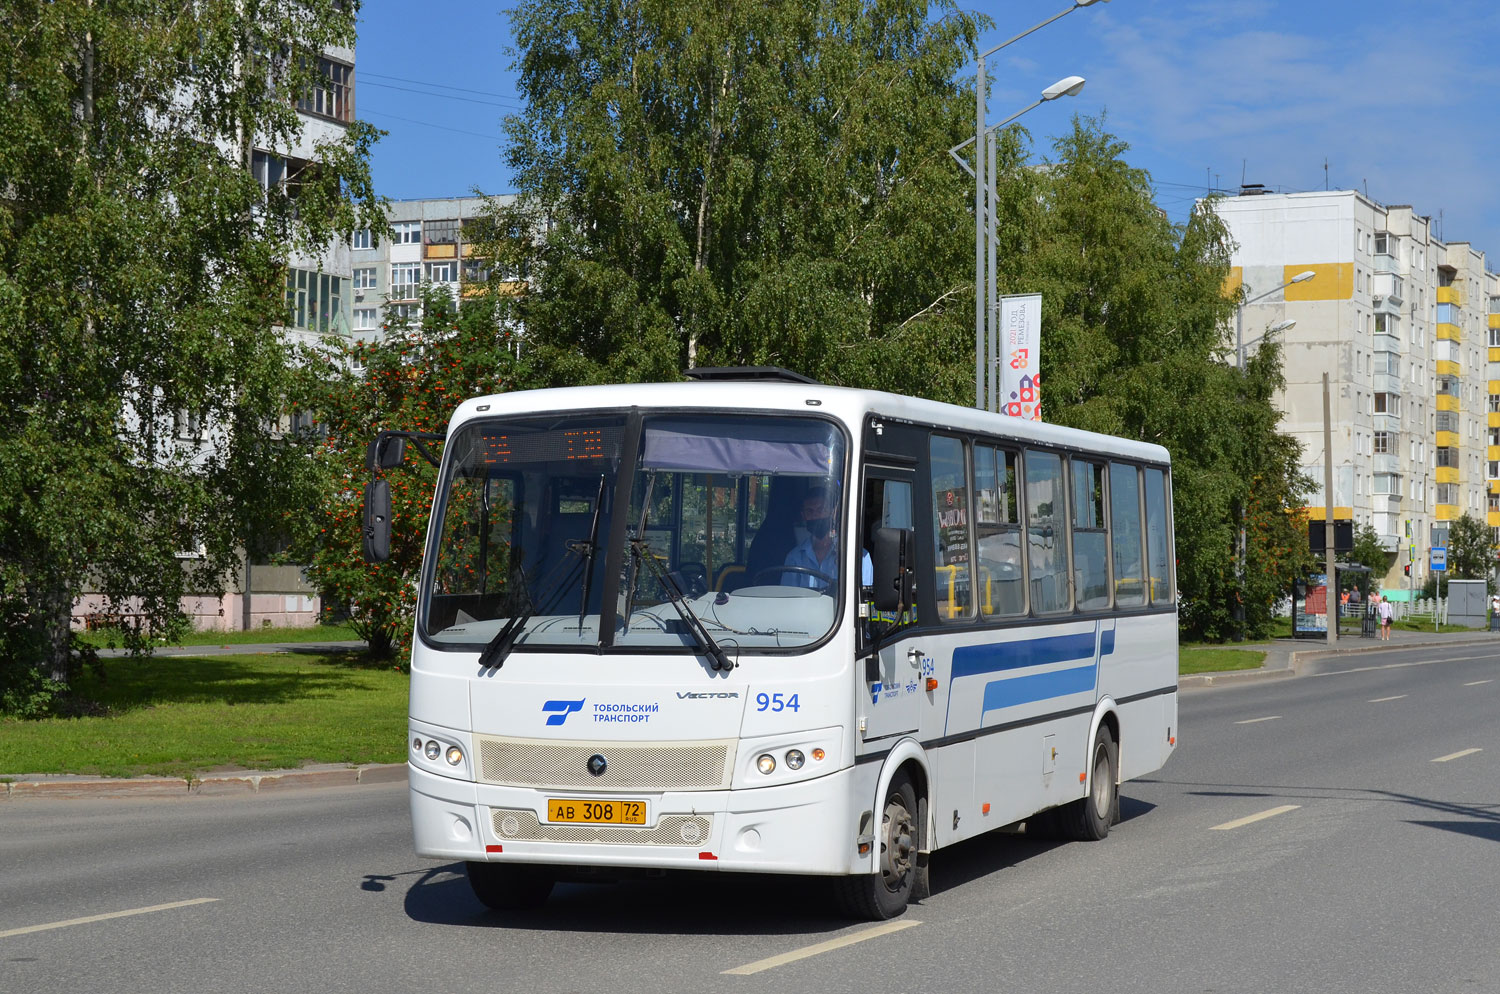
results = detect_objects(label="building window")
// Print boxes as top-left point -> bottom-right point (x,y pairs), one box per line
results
296,56 -> 353,123
1373,473 -> 1398,494
424,219 -> 459,245
390,263 -> 421,300
1436,411 -> 1458,434
1374,431 -> 1395,455
1436,447 -> 1458,469
353,306 -> 378,331
1436,375 -> 1459,397
353,267 -> 377,290
1436,484 -> 1457,505
284,268 -> 350,335
352,229 -> 371,250
426,261 -> 457,283
392,221 -> 421,244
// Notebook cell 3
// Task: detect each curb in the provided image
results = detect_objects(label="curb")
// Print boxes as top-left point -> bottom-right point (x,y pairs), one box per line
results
0,763 -> 407,801
1180,633 -> 1499,690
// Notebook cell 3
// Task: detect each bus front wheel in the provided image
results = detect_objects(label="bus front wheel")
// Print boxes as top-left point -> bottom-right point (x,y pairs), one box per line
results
835,773 -> 919,920
465,861 -> 555,911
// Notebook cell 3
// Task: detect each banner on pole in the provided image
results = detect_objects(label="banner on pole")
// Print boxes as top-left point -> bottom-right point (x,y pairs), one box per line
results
998,293 -> 1042,420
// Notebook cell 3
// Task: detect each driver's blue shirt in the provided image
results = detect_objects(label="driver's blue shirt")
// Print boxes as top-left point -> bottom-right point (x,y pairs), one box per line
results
782,540 -> 873,590
782,539 -> 838,590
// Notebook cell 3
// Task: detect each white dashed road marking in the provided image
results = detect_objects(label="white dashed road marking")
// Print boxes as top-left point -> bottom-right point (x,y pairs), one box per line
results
0,898 -> 219,940
1432,748 -> 1482,763
722,919 -> 921,975
1210,805 -> 1301,831
1235,716 -> 1281,725
1368,695 -> 1407,703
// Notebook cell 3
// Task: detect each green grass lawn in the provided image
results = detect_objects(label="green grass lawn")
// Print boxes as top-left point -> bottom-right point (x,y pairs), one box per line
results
78,621 -> 361,649
0,652 -> 406,780
1179,647 -> 1266,675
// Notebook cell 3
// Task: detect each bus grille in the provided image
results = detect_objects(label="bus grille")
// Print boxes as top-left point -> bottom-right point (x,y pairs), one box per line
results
489,808 -> 713,846
474,736 -> 735,791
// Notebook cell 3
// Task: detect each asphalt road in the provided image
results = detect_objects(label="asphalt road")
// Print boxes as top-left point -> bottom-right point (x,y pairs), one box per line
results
3,641 -> 1497,994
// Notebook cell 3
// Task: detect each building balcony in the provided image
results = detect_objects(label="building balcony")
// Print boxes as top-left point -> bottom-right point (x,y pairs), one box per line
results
1435,466 -> 1460,484
1436,322 -> 1462,342
1437,285 -> 1463,306
1373,252 -> 1399,274
1436,394 -> 1460,413
1373,454 -> 1402,475
1436,504 -> 1459,521
1372,294 -> 1402,315
1435,430 -> 1460,448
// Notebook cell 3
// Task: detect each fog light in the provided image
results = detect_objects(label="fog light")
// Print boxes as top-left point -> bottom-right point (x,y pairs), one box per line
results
412,737 -> 423,753
424,740 -> 441,761
756,753 -> 776,775
445,745 -> 463,766
785,749 -> 805,770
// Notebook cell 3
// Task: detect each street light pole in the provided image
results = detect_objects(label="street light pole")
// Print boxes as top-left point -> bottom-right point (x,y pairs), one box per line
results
961,0 -> 1111,410
1236,270 -> 1315,368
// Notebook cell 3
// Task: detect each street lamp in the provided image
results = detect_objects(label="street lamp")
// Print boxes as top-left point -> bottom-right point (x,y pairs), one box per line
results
1236,270 -> 1315,367
956,0 -> 1113,411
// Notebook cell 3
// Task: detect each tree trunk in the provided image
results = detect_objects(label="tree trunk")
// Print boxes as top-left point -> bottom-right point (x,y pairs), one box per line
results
45,583 -> 74,685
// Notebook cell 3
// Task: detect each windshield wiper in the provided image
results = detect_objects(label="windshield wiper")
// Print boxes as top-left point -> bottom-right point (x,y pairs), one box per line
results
477,547 -> 586,670
627,536 -> 734,671
576,473 -> 607,630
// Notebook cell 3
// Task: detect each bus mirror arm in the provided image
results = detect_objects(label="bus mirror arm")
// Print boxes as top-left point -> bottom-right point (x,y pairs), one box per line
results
367,429 -> 444,472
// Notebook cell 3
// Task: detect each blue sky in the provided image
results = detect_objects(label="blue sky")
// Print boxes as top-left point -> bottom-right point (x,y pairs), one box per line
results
356,0 -> 1500,258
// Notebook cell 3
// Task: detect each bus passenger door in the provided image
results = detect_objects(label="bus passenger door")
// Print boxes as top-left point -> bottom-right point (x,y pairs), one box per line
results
858,467 -> 921,745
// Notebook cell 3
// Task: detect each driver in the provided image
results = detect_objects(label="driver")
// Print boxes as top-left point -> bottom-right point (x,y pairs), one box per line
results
782,488 -> 838,591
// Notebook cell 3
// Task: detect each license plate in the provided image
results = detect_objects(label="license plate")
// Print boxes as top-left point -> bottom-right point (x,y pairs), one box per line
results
546,798 -> 647,825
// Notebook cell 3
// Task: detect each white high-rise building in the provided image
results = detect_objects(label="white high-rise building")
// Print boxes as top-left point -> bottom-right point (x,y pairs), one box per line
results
1212,189 -> 1498,590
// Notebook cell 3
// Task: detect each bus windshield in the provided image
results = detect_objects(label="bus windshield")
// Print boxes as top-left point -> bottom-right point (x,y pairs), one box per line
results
420,412 -> 849,654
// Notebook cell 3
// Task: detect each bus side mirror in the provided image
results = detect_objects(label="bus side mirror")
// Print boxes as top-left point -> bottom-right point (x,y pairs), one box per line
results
872,526 -> 913,613
362,478 -> 392,563
366,433 -> 407,472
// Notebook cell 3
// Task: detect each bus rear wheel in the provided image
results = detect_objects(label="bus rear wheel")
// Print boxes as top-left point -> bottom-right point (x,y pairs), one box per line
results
1059,725 -> 1118,841
834,773 -> 919,920
465,861 -> 555,911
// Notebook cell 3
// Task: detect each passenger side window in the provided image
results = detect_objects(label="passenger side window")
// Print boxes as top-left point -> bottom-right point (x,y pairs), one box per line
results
1024,449 -> 1070,614
929,435 -> 973,620
974,445 -> 1024,617
1144,467 -> 1174,604
1071,459 -> 1109,611
1108,462 -> 1146,607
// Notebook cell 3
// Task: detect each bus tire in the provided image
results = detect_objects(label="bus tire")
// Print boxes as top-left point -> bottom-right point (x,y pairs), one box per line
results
465,861 -> 555,911
834,773 -> 919,920
1059,725 -> 1117,841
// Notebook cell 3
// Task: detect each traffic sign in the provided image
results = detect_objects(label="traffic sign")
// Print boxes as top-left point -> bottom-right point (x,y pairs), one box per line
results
1431,546 -> 1447,572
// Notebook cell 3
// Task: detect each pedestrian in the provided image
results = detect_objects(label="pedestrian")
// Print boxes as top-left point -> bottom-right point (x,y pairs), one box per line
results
1377,595 -> 1393,641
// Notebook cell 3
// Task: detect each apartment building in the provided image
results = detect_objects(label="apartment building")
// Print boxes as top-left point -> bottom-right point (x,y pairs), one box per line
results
1213,189 -> 1498,590
348,195 -> 520,339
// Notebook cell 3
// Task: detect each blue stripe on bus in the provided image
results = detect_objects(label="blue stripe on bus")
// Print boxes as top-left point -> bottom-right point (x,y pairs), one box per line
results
950,631 -> 1099,679
981,664 -> 1097,713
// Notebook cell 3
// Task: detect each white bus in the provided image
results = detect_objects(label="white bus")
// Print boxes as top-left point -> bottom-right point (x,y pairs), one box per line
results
366,368 -> 1178,919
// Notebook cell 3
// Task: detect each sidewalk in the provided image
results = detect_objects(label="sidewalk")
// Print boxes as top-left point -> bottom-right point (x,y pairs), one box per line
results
1180,626 -> 1500,689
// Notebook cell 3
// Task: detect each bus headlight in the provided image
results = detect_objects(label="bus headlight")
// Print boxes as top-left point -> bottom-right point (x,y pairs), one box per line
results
424,740 -> 441,761
784,749 -> 805,770
445,745 -> 464,766
756,754 -> 777,775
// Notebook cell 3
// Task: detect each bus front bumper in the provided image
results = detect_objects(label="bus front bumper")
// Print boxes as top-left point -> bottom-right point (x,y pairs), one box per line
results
409,763 -> 861,875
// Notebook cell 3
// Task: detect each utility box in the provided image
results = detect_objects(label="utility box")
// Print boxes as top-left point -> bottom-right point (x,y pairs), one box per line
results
1447,579 -> 1487,629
